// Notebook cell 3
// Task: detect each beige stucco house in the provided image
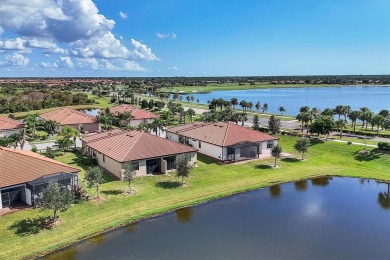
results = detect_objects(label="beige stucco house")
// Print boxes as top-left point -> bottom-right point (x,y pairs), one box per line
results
110,104 -> 158,127
81,129 -> 197,178
0,116 -> 25,137
166,122 -> 278,162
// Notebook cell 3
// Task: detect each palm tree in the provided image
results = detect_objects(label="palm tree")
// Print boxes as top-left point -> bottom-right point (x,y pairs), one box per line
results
278,106 -> 286,116
151,118 -> 164,136
239,100 -> 247,113
335,119 -> 346,138
187,108 -> 195,123
24,113 -> 40,137
44,119 -> 59,135
359,107 -> 371,129
296,112 -> 311,133
348,110 -> 360,133
61,126 -> 79,148
255,101 -> 261,111
177,106 -> 185,124
299,106 -> 310,113
137,122 -> 151,132
334,105 -> 344,119
372,114 -> 384,135
241,113 -> 248,126
262,103 -> 268,113
231,98 -> 238,110
247,101 -> 253,111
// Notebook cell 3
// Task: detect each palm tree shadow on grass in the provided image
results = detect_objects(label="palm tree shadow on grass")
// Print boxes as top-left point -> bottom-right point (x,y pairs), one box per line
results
255,164 -> 273,169
155,181 -> 182,189
354,149 -> 382,162
281,158 -> 301,163
101,189 -> 123,196
8,216 -> 52,236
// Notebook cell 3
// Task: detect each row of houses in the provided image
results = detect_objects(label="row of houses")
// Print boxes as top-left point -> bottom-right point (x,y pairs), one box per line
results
0,104 -> 159,137
1,105 -> 277,210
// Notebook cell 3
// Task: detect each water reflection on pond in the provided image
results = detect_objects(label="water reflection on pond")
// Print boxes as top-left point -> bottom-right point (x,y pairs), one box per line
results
44,177 -> 390,260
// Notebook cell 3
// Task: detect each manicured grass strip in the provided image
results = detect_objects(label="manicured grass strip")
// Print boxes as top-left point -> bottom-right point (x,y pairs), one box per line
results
0,136 -> 389,259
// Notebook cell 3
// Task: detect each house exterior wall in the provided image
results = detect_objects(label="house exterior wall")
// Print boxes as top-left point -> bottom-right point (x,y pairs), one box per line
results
63,123 -> 100,133
127,118 -> 154,127
0,192 -> 2,209
0,128 -> 22,137
86,142 -> 197,179
167,131 -> 277,161
167,132 -> 223,160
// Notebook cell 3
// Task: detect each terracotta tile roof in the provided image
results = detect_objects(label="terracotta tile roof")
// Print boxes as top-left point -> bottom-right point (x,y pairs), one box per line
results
40,107 -> 98,125
167,122 -> 277,147
82,129 -> 197,162
110,104 -> 158,120
0,116 -> 25,130
0,147 -> 79,188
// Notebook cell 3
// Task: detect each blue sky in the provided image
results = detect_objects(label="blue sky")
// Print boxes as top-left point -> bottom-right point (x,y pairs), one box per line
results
0,0 -> 389,77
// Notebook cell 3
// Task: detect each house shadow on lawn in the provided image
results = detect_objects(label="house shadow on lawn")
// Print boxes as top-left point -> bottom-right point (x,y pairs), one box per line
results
101,189 -> 123,196
8,216 -> 52,236
155,181 -> 182,189
354,149 -> 382,162
197,154 -> 218,165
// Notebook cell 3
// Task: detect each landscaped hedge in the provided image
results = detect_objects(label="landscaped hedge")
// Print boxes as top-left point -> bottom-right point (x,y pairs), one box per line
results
337,129 -> 390,139
378,142 -> 390,151
82,157 -> 97,165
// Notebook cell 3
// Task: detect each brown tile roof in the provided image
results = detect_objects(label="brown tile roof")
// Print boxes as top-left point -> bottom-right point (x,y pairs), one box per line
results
167,122 -> 277,147
0,147 -> 79,188
82,129 -> 197,162
40,107 -> 98,125
0,116 -> 25,130
110,104 -> 158,120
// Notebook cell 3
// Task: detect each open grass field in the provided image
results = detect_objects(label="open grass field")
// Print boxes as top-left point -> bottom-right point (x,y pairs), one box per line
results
0,135 -> 389,259
0,95 -> 112,119
161,83 -> 389,93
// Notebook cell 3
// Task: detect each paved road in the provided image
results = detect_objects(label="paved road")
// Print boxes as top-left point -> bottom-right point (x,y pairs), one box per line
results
20,137 -> 82,151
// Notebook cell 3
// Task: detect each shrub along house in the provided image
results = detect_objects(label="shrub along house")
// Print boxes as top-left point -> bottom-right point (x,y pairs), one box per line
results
81,129 -> 197,178
166,122 -> 278,162
40,107 -> 100,133
0,147 -> 79,209
0,116 -> 25,137
109,104 -> 158,127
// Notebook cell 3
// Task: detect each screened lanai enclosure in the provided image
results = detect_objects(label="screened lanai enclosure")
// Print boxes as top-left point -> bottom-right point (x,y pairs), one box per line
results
0,172 -> 78,208
225,141 -> 260,162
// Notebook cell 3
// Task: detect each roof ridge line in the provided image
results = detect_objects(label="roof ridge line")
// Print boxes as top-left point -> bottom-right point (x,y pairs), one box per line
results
85,129 -> 127,143
122,130 -> 143,162
222,122 -> 230,146
0,147 -> 78,172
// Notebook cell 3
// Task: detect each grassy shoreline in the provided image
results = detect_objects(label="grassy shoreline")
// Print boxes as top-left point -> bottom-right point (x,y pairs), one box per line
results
1,136 -> 389,259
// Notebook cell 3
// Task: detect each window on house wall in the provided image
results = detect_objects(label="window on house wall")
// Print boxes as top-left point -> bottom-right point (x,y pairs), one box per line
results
103,154 -> 105,163
199,141 -> 201,148
132,161 -> 140,170
267,141 -> 274,149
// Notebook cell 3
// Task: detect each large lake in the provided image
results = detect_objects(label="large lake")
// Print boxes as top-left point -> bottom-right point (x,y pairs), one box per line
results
45,177 -> 390,260
182,86 -> 390,115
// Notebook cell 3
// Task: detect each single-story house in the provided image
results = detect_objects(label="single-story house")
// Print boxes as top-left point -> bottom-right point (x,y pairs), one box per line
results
166,122 -> 278,162
40,107 -> 100,132
0,147 -> 79,209
81,129 -> 197,178
0,116 -> 25,137
109,104 -> 158,127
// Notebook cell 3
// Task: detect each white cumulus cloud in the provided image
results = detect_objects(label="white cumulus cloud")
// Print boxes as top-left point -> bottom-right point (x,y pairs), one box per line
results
0,52 -> 30,66
0,0 -> 158,72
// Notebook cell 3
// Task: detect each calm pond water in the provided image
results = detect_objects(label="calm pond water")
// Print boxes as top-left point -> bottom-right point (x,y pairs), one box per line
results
81,109 -> 100,117
182,86 -> 390,115
45,177 -> 390,260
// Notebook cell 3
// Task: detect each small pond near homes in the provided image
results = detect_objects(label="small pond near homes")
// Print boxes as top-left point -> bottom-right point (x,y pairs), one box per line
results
81,109 -> 100,117
181,86 -> 390,115
44,177 -> 390,260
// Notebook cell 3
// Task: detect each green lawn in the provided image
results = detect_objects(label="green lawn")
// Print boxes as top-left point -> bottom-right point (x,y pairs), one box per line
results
0,135 -> 389,259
